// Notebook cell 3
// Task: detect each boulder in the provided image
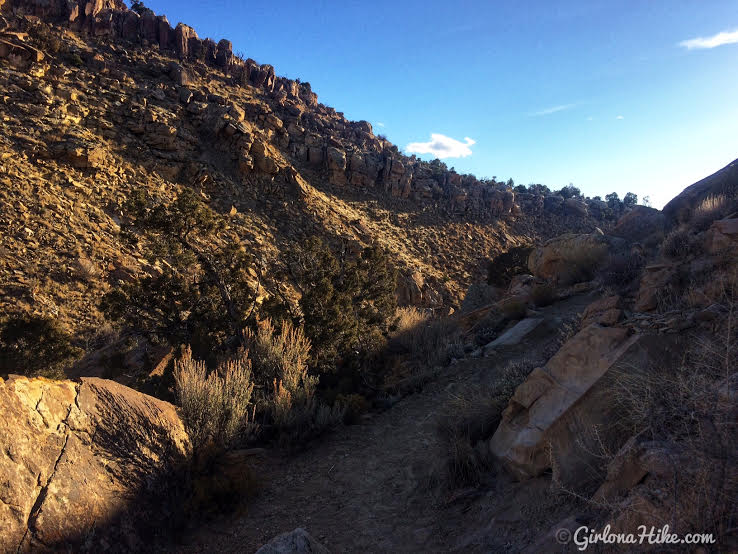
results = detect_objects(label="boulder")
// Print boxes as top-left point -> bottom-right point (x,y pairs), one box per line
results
707,218 -> 738,254
581,295 -> 622,327
611,205 -> 665,243
0,376 -> 190,552
326,146 -> 346,171
527,232 -> 610,282
255,528 -> 329,554
507,274 -> 535,299
250,140 -> 280,174
215,38 -> 232,66
50,139 -> 106,169
564,197 -> 588,216
0,37 -> 44,67
169,62 -> 193,86
490,325 -> 676,489
397,271 -> 424,306
634,263 -> 677,312
173,23 -> 197,59
593,437 -> 679,504
663,158 -> 738,225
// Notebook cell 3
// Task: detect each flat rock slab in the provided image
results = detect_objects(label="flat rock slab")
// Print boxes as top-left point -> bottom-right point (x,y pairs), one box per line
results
484,318 -> 545,351
490,324 -> 679,488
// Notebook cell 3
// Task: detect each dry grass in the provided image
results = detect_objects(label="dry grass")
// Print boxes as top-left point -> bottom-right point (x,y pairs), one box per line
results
608,291 -> 737,543
436,357 -> 536,488
692,194 -> 730,231
245,318 -> 313,391
244,318 -> 344,444
174,346 -> 254,453
390,307 -> 462,368
661,226 -> 699,259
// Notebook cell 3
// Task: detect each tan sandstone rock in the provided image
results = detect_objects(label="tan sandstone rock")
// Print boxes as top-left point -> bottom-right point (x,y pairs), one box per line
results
611,205 -> 665,243
490,324 -> 675,488
0,376 -> 190,552
581,295 -> 622,327
634,263 -> 678,312
527,232 -> 609,282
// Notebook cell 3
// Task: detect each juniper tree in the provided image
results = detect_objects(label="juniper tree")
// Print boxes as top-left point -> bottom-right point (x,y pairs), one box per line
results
101,188 -> 255,361
292,237 -> 396,372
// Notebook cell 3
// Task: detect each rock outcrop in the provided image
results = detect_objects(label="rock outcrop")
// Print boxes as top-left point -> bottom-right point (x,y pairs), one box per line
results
0,0 -> 616,227
611,205 -> 665,243
663,158 -> 738,224
527,231 -> 611,282
489,325 -> 676,489
0,375 -> 190,552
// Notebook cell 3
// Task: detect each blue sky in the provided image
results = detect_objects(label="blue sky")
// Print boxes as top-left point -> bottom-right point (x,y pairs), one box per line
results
146,0 -> 738,208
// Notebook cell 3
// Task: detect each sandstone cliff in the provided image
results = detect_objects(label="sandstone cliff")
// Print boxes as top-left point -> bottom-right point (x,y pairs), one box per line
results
0,0 -> 612,343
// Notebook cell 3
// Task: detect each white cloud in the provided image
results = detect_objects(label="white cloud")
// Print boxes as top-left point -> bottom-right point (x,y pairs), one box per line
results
586,116 -> 594,121
680,28 -> 738,49
405,133 -> 475,159
529,103 -> 576,117
616,115 -> 624,120
376,122 -> 385,128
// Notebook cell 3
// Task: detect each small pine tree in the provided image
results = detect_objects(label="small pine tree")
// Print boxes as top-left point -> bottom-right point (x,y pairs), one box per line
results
102,188 -> 255,361
292,237 -> 396,372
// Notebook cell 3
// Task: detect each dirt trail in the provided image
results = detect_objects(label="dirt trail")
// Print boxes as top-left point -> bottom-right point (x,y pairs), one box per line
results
177,293 -> 595,553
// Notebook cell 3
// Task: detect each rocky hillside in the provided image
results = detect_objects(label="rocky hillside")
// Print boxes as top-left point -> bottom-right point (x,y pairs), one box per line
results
0,0 -> 612,346
2,1 -> 735,552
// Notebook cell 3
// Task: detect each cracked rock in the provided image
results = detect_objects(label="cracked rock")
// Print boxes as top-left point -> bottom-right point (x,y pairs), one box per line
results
0,376 -> 190,552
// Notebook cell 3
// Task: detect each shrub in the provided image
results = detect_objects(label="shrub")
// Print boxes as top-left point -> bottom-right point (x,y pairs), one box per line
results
0,313 -> 82,379
245,318 -> 312,390
661,227 -> 698,259
244,318 -> 344,444
487,246 -> 533,287
293,237 -> 396,371
610,311 -> 737,543
28,22 -> 64,55
173,346 -> 254,454
67,52 -> 84,67
599,252 -> 645,289
436,358 -> 534,488
530,283 -> 557,307
389,307 -> 461,368
335,393 -> 370,424
101,188 -> 256,361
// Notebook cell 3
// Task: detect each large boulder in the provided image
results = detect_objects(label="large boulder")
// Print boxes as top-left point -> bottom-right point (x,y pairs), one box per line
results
581,295 -> 623,327
250,139 -> 280,174
527,232 -> 611,282
611,205 -> 665,243
663,157 -> 738,225
707,218 -> 738,254
490,325 -> 676,489
0,376 -> 190,552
